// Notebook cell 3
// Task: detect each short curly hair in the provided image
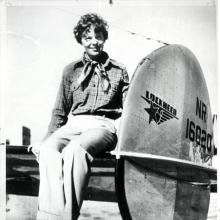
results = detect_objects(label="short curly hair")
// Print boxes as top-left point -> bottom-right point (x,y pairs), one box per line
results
73,13 -> 109,44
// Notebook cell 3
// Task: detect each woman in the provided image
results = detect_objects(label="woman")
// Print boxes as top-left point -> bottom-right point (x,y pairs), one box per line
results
31,13 -> 129,219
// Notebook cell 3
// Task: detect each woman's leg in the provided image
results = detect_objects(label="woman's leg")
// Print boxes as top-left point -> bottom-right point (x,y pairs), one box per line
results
37,147 -> 65,220
62,128 -> 117,219
37,126 -> 81,220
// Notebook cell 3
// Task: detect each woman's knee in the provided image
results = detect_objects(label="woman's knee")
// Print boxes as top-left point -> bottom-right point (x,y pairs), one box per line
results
41,135 -> 69,152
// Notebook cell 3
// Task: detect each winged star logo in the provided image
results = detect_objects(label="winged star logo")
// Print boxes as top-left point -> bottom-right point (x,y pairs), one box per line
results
141,93 -> 178,125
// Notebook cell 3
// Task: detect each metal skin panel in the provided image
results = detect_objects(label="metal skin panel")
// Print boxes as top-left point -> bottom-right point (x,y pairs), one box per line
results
115,45 -> 213,220
117,44 -> 214,166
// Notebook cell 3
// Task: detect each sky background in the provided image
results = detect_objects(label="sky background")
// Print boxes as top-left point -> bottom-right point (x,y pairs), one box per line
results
2,0 -> 218,144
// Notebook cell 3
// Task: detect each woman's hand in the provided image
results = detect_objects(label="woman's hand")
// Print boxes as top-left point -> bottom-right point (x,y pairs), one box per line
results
27,142 -> 42,162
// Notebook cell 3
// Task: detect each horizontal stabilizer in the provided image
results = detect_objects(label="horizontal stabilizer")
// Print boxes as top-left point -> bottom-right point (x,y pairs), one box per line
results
112,151 -> 217,184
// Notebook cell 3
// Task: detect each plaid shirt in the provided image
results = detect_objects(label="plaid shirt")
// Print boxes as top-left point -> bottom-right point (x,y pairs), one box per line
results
46,52 -> 129,138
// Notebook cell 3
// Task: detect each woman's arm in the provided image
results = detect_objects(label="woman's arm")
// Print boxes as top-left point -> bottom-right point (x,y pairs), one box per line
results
44,67 -> 73,140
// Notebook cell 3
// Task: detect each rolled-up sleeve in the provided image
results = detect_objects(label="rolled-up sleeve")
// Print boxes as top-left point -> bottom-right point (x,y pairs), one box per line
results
121,68 -> 129,106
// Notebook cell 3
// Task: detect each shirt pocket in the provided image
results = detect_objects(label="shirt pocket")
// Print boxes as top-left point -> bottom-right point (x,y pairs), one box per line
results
101,80 -> 120,104
71,80 -> 86,104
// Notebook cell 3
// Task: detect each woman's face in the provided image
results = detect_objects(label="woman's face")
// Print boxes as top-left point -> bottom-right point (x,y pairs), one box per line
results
81,26 -> 105,60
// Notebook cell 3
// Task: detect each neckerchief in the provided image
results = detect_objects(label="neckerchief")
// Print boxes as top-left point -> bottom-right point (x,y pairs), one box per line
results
77,52 -> 111,92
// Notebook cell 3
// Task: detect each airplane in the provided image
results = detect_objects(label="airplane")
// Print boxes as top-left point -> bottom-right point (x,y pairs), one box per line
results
111,44 -> 217,220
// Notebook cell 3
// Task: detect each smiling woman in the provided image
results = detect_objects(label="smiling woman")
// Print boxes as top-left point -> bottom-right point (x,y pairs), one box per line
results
73,13 -> 108,60
81,27 -> 105,60
28,13 -> 129,220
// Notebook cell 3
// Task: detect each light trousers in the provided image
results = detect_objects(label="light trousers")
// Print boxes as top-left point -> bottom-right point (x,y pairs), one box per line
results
37,115 -> 117,220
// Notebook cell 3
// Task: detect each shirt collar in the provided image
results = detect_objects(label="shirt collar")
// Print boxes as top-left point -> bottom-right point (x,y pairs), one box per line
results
81,51 -> 111,68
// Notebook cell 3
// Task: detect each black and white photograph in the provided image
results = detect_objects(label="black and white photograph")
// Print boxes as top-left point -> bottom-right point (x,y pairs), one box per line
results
0,0 -> 218,219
